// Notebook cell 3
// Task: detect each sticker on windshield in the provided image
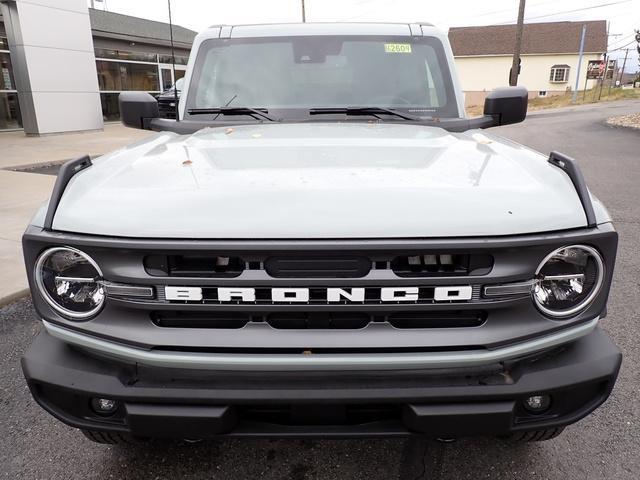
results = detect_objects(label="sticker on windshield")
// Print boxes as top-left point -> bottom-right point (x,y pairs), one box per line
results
384,43 -> 412,53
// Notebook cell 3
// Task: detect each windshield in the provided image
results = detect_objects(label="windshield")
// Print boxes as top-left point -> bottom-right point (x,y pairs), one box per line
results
185,35 -> 459,120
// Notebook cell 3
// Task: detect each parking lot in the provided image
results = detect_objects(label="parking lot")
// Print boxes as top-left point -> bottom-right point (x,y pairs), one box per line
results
1,101 -> 639,479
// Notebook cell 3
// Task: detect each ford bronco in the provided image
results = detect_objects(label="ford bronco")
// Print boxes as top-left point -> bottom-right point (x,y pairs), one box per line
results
21,23 -> 621,444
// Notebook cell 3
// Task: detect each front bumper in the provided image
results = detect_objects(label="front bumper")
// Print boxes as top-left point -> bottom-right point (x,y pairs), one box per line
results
22,327 -> 621,439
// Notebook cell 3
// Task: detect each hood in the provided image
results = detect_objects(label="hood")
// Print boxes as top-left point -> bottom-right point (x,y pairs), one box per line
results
51,122 -> 587,238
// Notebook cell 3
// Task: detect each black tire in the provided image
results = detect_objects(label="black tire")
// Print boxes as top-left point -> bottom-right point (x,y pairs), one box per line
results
505,427 -> 565,442
81,429 -> 143,445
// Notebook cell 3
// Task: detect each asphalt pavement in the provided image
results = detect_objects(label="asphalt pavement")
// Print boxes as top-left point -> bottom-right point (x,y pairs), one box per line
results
1,100 -> 639,479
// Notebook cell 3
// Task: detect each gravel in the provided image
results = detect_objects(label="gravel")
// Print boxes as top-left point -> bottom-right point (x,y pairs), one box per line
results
606,113 -> 640,130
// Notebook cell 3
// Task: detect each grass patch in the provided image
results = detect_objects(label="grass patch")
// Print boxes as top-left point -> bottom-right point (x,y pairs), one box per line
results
466,87 -> 640,117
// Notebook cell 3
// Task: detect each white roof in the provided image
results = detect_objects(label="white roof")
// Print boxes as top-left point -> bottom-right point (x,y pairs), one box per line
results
197,22 -> 443,40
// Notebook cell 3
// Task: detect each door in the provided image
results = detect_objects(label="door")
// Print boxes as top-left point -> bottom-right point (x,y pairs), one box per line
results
159,65 -> 186,92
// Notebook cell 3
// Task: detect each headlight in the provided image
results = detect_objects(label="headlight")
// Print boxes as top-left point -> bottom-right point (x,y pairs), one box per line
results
533,245 -> 604,318
34,247 -> 105,319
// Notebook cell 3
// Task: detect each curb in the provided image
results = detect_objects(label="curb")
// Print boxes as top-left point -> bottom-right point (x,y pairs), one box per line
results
0,288 -> 31,309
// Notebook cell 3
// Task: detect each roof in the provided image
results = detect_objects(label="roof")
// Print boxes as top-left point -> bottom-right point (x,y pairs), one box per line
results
449,20 -> 607,56
89,8 -> 196,49
197,22 -> 445,39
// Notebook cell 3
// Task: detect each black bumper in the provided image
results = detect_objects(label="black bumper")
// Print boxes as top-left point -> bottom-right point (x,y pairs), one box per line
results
22,327 -> 621,439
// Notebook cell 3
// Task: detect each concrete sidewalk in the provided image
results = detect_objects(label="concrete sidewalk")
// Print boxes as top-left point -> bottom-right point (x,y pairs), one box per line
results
0,124 -> 152,305
0,123 -> 152,169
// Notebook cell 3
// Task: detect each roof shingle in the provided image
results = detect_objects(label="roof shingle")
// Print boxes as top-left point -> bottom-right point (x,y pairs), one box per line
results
448,21 -> 607,56
89,8 -> 196,49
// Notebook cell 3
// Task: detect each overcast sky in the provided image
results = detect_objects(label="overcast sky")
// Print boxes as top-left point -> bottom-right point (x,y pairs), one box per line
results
90,0 -> 640,71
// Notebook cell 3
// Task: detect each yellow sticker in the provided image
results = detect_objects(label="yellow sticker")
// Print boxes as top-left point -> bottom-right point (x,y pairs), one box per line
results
384,43 -> 412,53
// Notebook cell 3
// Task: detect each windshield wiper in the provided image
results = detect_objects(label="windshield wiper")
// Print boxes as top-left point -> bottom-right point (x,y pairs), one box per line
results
309,106 -> 424,122
188,107 -> 277,122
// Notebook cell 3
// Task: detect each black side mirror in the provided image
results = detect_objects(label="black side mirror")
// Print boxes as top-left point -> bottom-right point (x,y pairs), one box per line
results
119,92 -> 159,130
483,86 -> 528,126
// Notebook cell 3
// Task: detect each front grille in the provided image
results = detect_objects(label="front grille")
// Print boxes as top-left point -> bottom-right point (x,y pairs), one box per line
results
151,310 -> 487,329
158,100 -> 177,119
144,252 -> 493,279
26,224 -> 616,356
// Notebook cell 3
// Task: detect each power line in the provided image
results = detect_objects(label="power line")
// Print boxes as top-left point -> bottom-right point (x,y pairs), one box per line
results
608,32 -> 636,47
495,0 -> 632,24
439,0 -> 556,22
608,39 -> 637,51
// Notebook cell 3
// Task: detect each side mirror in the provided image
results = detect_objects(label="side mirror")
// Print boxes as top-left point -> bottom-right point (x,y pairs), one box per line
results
119,92 -> 159,130
483,86 -> 528,126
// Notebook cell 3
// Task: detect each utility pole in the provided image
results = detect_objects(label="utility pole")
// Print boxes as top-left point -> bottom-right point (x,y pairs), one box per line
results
617,48 -> 629,86
509,0 -> 526,86
301,0 -> 306,23
598,22 -> 610,101
572,24 -> 586,103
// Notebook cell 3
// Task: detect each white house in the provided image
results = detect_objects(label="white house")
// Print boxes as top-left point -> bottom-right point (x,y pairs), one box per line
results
448,21 -> 607,107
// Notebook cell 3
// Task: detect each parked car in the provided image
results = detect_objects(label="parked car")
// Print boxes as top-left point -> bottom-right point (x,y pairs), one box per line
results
156,77 -> 183,119
21,22 -> 621,445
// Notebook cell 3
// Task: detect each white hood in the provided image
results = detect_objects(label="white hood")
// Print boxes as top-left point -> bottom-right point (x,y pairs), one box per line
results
50,122 -> 588,238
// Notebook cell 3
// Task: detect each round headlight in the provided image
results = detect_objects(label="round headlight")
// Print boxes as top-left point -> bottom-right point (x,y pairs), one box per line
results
34,247 -> 105,319
533,245 -> 604,318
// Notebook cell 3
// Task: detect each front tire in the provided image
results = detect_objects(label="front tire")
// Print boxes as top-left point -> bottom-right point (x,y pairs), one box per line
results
505,427 -> 565,442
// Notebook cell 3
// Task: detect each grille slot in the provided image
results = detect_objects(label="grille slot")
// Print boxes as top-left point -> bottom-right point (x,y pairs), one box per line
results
151,311 -> 486,330
387,311 -> 486,329
265,256 -> 371,278
266,313 -> 371,330
392,254 -> 493,277
152,312 -> 249,329
145,254 -> 244,278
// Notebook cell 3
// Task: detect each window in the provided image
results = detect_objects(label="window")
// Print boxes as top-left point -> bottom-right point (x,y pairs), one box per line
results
0,42 -> 22,130
99,93 -> 120,122
95,48 -> 158,63
1,51 -> 15,90
0,92 -> 22,129
96,60 -> 159,91
549,65 -> 570,83
187,35 -> 459,119
159,54 -> 189,65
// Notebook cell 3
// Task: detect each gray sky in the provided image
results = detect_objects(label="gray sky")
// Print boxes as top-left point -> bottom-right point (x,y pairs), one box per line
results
90,0 -> 640,71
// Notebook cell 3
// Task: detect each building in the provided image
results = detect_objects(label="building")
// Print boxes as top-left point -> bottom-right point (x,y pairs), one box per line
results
449,21 -> 607,107
90,8 -> 195,121
0,1 -> 196,133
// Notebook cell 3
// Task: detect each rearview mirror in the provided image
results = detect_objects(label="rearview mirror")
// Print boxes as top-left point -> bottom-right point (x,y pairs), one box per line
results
483,86 -> 528,126
119,92 -> 159,130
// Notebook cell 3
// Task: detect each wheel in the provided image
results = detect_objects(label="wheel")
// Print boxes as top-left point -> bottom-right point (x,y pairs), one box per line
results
81,429 -> 145,445
504,427 -> 565,442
